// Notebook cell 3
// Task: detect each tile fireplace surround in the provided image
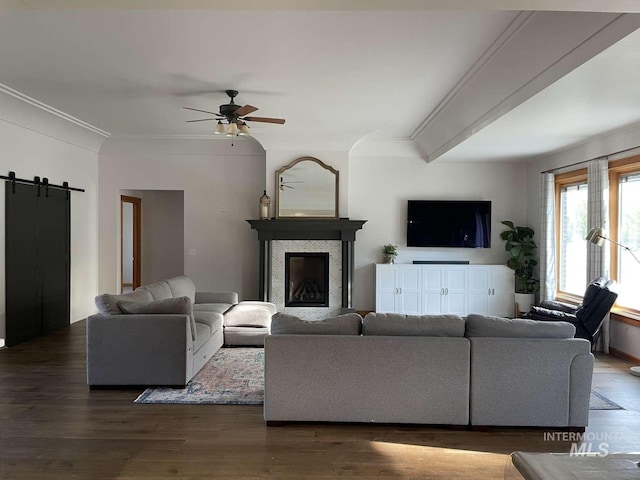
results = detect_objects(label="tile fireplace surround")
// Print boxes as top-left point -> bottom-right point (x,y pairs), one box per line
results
247,219 -> 366,320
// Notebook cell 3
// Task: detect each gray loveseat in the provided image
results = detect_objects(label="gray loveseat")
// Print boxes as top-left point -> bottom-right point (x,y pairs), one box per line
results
87,276 -> 236,387
264,312 -> 594,427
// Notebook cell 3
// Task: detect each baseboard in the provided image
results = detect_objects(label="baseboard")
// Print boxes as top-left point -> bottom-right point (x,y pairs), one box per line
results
609,347 -> 640,365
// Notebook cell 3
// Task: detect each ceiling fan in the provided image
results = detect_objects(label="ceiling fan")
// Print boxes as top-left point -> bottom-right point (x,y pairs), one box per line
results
183,89 -> 285,135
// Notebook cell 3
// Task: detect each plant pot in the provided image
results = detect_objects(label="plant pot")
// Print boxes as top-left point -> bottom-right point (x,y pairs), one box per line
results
514,293 -> 535,315
383,254 -> 395,264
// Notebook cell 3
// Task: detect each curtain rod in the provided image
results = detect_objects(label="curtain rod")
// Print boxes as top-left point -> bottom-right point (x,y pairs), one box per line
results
2,171 -> 85,192
540,144 -> 640,174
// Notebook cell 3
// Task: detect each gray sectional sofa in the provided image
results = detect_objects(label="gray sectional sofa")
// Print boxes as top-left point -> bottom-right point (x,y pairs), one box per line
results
87,276 -> 276,387
264,312 -> 595,428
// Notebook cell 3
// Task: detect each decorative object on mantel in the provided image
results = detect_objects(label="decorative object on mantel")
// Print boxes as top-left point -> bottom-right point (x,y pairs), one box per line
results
382,244 -> 398,264
259,190 -> 271,220
500,221 -> 540,313
275,156 -> 339,219
586,227 -> 640,377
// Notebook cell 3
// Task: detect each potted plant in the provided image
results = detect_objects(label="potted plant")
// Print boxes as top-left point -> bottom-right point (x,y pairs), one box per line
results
500,221 -> 540,313
382,244 -> 398,264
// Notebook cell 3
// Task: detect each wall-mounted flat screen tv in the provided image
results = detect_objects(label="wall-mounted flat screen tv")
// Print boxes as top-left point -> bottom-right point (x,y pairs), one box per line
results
407,200 -> 491,248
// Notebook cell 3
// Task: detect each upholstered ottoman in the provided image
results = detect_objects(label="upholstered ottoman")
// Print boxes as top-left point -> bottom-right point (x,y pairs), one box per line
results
223,301 -> 277,346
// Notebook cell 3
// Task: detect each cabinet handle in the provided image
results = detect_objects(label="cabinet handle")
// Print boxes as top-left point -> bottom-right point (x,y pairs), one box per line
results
492,288 -> 495,295
445,288 -> 449,295
441,288 -> 444,295
488,288 -> 491,296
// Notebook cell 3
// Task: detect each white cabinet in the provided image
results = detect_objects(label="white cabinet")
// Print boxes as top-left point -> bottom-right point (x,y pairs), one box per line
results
420,265 -> 468,315
468,265 -> 515,317
375,263 -> 514,317
375,264 -> 421,314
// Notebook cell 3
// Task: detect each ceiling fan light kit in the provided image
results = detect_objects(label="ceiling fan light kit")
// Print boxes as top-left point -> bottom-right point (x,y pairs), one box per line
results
185,89 -> 284,138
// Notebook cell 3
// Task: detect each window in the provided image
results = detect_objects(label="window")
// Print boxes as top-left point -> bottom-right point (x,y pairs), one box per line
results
555,170 -> 588,298
609,158 -> 640,315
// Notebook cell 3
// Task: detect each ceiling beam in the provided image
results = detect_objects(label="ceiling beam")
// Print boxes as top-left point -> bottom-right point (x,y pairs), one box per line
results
412,11 -> 640,162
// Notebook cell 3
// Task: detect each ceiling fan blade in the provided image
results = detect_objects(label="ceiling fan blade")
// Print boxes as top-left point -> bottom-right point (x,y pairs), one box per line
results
244,116 -> 286,125
234,104 -> 259,117
183,106 -> 222,116
186,118 -> 219,123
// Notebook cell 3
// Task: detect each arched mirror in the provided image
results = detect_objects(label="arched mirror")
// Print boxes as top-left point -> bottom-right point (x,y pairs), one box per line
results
275,157 -> 339,219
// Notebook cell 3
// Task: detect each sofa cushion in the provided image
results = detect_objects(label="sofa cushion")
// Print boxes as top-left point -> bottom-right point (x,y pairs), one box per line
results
193,311 -> 223,333
193,303 -> 234,315
363,312 -> 465,337
136,281 -> 173,301
193,322 -> 212,352
95,290 -> 153,315
465,314 -> 576,338
271,312 -> 362,335
224,303 -> 274,327
165,276 -> 196,303
118,296 -> 197,341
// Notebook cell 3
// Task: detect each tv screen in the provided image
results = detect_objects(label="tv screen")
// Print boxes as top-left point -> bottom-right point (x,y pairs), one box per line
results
407,200 -> 491,248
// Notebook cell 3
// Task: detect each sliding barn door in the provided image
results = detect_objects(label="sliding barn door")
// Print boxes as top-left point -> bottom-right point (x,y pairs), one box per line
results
5,182 -> 70,347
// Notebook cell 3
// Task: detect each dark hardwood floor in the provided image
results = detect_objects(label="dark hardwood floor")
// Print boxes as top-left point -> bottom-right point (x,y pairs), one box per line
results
1,321 -> 639,479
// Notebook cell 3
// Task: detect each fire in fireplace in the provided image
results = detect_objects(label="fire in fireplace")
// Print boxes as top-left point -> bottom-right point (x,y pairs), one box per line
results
285,252 -> 330,307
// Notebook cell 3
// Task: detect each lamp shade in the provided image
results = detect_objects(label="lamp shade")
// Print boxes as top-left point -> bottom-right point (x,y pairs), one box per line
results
586,227 -> 606,246
214,121 -> 225,134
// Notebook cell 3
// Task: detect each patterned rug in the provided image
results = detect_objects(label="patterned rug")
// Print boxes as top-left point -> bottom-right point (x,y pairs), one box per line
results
134,347 -> 264,405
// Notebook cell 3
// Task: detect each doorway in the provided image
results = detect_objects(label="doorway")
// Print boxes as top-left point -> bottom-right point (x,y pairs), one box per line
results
121,195 -> 141,293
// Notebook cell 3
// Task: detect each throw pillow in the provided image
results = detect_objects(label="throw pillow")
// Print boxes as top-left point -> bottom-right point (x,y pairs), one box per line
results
118,296 -> 197,341
271,312 -> 362,335
465,313 -> 576,338
94,290 -> 153,315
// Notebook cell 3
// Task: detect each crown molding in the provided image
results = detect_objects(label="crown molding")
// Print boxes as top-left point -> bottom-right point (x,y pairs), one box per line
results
0,83 -> 109,153
253,130 -> 373,152
0,83 -> 109,137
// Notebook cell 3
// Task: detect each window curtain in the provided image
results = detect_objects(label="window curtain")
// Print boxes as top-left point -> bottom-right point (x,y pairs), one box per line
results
586,157 -> 610,352
539,173 -> 556,302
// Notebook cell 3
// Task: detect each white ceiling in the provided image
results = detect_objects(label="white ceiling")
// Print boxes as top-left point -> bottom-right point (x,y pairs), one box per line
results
1,1 -> 640,161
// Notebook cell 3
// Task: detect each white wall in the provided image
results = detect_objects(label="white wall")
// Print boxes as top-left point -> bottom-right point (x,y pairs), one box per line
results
525,122 -> 640,361
140,190 -> 184,285
0,91 -> 103,340
99,137 -> 265,300
349,155 -> 528,310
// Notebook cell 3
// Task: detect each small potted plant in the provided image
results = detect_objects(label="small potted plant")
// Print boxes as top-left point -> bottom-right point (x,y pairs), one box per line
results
382,244 -> 398,264
500,221 -> 540,313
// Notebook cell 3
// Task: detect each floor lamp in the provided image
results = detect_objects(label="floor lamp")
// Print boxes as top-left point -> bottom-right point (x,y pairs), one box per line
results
586,227 -> 640,377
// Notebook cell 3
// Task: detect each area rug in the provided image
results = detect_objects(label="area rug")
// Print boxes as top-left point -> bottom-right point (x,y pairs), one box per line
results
590,390 -> 624,410
135,347 -> 264,405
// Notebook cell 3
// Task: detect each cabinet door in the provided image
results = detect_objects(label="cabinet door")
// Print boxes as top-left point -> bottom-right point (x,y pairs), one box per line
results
421,265 -> 445,314
375,265 -> 397,313
397,265 -> 421,314
444,265 -> 468,315
468,265 -> 491,315
490,265 -> 515,317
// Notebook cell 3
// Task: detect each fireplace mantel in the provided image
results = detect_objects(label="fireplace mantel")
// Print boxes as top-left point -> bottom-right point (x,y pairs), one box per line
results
247,219 -> 366,310
246,219 -> 366,241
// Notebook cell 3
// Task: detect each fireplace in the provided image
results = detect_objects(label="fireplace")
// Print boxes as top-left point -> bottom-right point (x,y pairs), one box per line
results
285,252 -> 329,307
247,219 -> 366,318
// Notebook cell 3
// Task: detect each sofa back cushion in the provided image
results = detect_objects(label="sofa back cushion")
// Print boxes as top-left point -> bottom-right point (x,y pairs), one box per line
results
95,290 -> 153,315
136,280 -> 173,301
165,276 -> 196,303
363,312 -> 465,337
118,296 -> 197,341
465,314 -> 576,338
271,312 -> 362,335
